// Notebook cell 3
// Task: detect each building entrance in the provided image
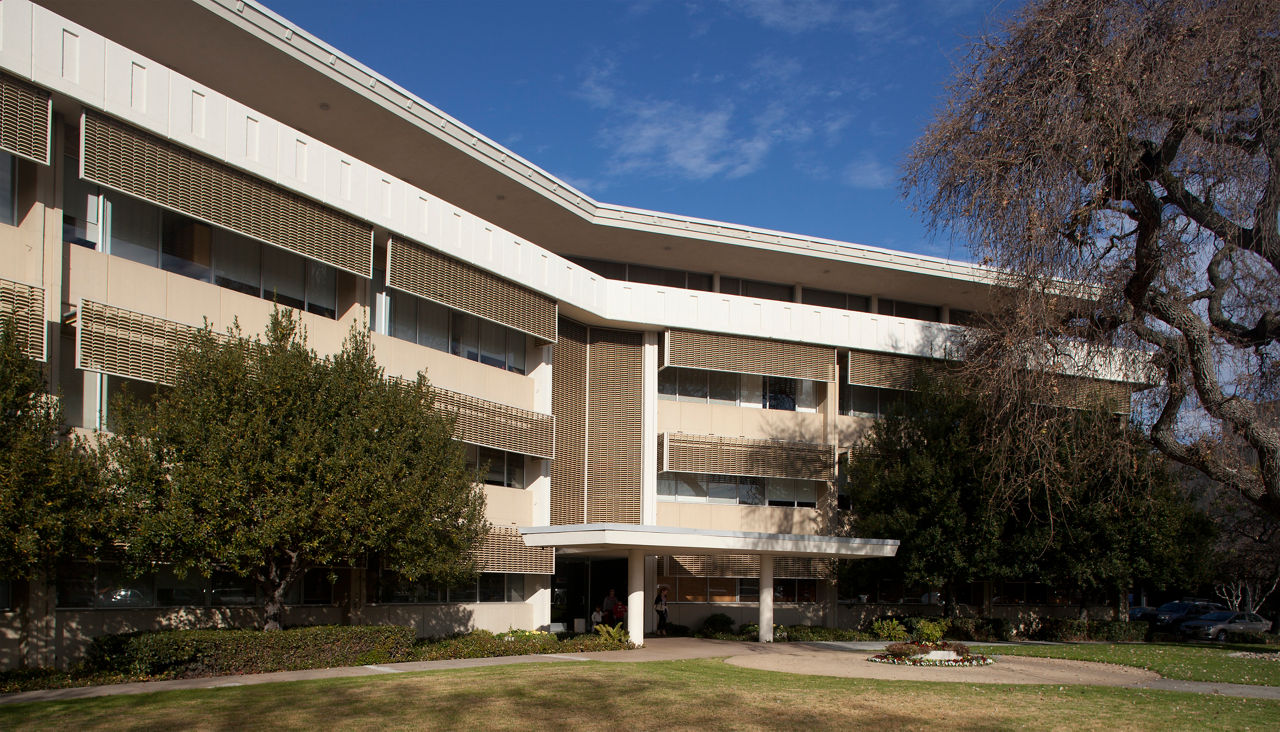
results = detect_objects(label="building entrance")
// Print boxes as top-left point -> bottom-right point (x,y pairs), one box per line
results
550,557 -> 628,631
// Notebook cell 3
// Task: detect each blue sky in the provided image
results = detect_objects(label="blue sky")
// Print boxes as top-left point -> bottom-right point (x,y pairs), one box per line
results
260,1 -> 1021,261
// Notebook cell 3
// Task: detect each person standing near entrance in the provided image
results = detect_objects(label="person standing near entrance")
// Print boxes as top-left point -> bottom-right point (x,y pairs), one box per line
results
654,586 -> 669,636
603,588 -> 618,618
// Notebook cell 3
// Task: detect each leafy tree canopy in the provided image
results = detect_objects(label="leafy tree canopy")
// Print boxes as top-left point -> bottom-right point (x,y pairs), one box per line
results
906,0 -> 1280,518
0,320 -> 105,580
103,310 -> 487,629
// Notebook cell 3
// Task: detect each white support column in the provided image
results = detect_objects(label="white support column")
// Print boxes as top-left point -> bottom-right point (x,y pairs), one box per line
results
759,555 -> 774,642
628,548 -> 645,647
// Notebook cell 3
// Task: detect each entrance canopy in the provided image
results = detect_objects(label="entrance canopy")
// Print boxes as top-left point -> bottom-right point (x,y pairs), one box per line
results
519,523 -> 898,559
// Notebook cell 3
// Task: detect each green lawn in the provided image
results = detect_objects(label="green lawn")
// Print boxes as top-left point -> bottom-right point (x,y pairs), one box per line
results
2,659 -> 1278,731
974,643 -> 1280,686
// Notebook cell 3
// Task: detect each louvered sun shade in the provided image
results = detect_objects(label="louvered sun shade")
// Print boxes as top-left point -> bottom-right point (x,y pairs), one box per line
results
662,433 -> 835,482
475,526 -> 554,574
667,555 -> 830,579
550,319 -> 588,526
387,237 -> 557,343
80,111 -> 373,277
0,72 -> 51,164
393,376 -> 554,460
77,300 -> 201,385
665,329 -> 835,382
0,278 -> 46,361
846,349 -> 1131,413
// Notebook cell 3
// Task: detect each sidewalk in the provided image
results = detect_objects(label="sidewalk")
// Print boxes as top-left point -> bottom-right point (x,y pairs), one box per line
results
4,637 -> 1279,705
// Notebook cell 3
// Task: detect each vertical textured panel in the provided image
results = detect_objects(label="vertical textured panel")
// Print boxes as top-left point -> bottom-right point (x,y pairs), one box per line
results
475,526 -> 555,574
0,72 -> 51,164
663,433 -> 835,481
586,328 -> 644,524
0,278 -> 46,361
387,238 -> 556,342
666,329 -> 834,382
551,318 -> 588,525
80,111 -> 373,277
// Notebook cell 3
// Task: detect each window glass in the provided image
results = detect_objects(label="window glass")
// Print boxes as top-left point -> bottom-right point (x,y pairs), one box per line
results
675,473 -> 707,502
107,194 -> 161,266
508,455 -> 525,490
161,212 -> 213,282
686,273 -> 713,291
0,152 -> 15,226
708,371 -> 739,405
774,579 -> 798,603
795,380 -> 816,412
479,446 -> 507,486
507,333 -> 527,375
877,298 -> 897,316
212,228 -> 261,297
211,570 -> 257,606
658,368 -> 678,400
847,295 -> 870,312
506,574 -> 527,602
739,373 -> 763,408
738,578 -> 759,602
299,568 -> 333,605
795,481 -> 819,509
568,256 -> 627,280
767,478 -> 797,507
451,312 -> 480,361
676,368 -> 708,402
155,567 -> 206,606
845,385 -> 879,417
391,292 -> 416,342
658,473 -> 678,498
305,260 -> 337,319
417,299 -> 451,352
708,577 -> 737,602
94,564 -> 154,608
479,320 -> 507,368
743,279 -> 792,302
708,474 -> 739,504
796,579 -> 819,603
950,309 -> 977,326
764,376 -> 797,411
719,277 -> 742,295
677,576 -> 707,603
56,563 -> 95,608
478,574 -> 506,602
801,288 -> 846,309
630,264 -> 686,288
447,579 -> 478,603
261,245 -> 305,310
738,476 -> 765,505
897,301 -> 941,322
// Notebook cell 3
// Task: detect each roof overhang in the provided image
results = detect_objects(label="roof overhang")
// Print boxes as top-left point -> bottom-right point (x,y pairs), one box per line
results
519,524 -> 898,560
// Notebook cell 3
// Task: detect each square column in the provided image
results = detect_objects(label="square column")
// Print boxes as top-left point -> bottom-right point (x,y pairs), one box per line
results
759,555 -> 774,642
628,548 -> 645,647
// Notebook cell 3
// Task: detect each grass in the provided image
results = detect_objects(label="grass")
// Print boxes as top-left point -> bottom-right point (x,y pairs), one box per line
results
2,658 -> 1278,731
974,642 -> 1280,686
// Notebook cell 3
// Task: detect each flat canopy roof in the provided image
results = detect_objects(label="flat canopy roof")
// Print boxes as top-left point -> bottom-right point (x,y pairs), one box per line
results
520,524 -> 898,560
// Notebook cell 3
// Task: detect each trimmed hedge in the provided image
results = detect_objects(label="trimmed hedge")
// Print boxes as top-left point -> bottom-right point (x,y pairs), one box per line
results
83,625 -> 417,677
413,629 -> 630,660
699,613 -> 736,636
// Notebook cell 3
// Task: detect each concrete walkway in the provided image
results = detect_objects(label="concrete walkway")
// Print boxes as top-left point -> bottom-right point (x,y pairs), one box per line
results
4,637 -> 1279,706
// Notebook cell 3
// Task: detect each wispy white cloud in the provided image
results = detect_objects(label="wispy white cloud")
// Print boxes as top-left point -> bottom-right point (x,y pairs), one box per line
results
843,153 -> 895,189
729,0 -> 901,37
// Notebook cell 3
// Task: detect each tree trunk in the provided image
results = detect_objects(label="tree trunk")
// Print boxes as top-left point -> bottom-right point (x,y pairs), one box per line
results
1115,587 -> 1128,622
257,556 -> 303,631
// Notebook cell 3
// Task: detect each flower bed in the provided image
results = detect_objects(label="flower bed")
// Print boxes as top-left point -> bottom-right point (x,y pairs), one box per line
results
868,640 -> 993,667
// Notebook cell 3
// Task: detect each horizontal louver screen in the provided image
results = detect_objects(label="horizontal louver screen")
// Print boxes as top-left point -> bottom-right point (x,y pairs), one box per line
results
586,327 -> 645,525
666,330 -> 835,382
476,526 -> 554,574
663,433 -> 835,481
847,349 -> 948,390
387,238 -> 556,342
0,278 -> 45,361
668,555 -> 829,579
77,300 -> 199,385
81,111 -> 373,277
0,73 -> 51,164
394,378 -> 554,460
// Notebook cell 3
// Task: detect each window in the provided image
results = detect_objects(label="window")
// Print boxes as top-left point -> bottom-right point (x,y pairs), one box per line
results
465,445 -> 527,489
877,298 -> 942,323
63,154 -> 101,249
801,287 -> 869,312
659,367 -> 813,412
838,382 -> 909,418
719,276 -> 794,302
567,257 -> 713,292
0,152 -> 16,226
658,472 -> 822,508
370,568 -> 528,604
379,286 -> 528,374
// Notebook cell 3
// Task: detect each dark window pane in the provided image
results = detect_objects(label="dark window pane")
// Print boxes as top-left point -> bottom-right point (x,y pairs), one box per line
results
658,368 -> 678,399
261,244 -> 305,310
479,574 -> 506,602
506,574 -> 526,602
847,294 -> 870,312
743,279 -> 792,302
738,578 -> 759,602
774,579 -> 798,603
568,257 -> 627,280
305,260 -> 337,319
56,563 -> 95,608
686,273 -> 713,291
877,298 -> 896,316
447,579 -> 478,604
211,570 -> 258,606
630,264 -> 686,288
451,312 -> 480,361
708,371 -> 738,404
801,288 -> 846,309
212,228 -> 261,297
719,277 -> 742,295
764,376 -> 796,411
162,213 -> 213,283
677,368 -> 708,401
479,320 -> 507,368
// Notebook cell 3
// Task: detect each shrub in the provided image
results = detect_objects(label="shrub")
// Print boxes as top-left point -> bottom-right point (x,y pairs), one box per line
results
783,625 -> 872,642
1225,631 -> 1279,646
870,618 -> 909,641
913,619 -> 947,644
594,622 -> 630,644
415,629 -> 631,660
1088,620 -> 1147,642
947,641 -> 971,656
1034,618 -> 1089,642
699,613 -> 736,636
664,623 -> 692,638
884,642 -> 918,658
736,623 -> 788,641
82,625 -> 417,677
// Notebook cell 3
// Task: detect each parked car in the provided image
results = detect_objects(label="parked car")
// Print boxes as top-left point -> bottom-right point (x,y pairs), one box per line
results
1140,601 -> 1228,631
1180,611 -> 1272,641
1128,606 -> 1154,621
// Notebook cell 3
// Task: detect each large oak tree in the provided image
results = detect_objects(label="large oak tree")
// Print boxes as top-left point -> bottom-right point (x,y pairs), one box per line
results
906,0 -> 1280,517
103,310 -> 487,630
